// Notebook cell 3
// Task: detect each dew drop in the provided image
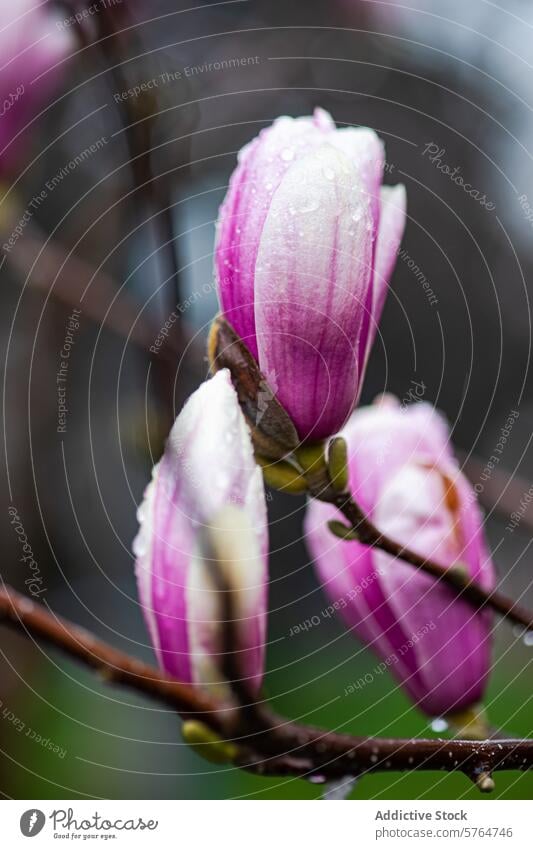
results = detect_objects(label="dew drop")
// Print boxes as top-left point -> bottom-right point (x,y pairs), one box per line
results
280,147 -> 295,162
430,717 -> 448,733
132,534 -> 147,558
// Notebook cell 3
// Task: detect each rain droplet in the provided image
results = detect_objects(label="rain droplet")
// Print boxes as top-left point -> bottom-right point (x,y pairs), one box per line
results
300,199 -> 319,214
132,534 -> 147,558
309,774 -> 326,784
323,776 -> 358,800
323,167 -> 335,181
136,503 -> 146,523
280,147 -> 295,162
523,631 -> 533,646
430,717 -> 448,733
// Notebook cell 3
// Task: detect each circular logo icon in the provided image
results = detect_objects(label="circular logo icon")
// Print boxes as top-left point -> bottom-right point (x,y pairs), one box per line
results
20,810 -> 46,837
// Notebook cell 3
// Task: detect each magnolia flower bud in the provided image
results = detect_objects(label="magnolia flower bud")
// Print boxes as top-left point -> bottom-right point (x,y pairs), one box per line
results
134,370 -> 268,696
304,398 -> 496,718
0,1 -> 75,176
215,108 -> 406,441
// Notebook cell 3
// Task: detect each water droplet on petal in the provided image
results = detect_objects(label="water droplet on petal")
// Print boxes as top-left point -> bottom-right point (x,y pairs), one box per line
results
323,167 -> 335,181
280,147 -> 295,162
300,199 -> 319,214
523,631 -> 533,646
132,533 -> 147,558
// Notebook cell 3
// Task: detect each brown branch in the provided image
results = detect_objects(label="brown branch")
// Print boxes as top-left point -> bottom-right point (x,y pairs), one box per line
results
1,584 -> 530,791
330,493 -> 533,632
0,585 -> 228,733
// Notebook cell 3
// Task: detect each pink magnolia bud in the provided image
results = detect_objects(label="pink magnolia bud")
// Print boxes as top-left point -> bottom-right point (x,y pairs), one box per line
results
134,370 -> 268,696
305,398 -> 496,718
0,1 -> 75,176
215,108 -> 406,441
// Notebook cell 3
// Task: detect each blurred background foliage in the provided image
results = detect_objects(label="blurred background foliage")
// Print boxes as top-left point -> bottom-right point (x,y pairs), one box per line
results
0,0 -> 532,799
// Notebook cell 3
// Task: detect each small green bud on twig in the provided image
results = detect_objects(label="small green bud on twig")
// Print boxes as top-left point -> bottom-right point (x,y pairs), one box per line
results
327,437 -> 349,493
182,720 -> 239,765
327,520 -> 360,541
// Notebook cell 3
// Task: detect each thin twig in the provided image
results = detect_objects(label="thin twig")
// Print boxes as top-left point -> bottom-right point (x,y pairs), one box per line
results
301,454 -> 533,632
332,493 -> 533,632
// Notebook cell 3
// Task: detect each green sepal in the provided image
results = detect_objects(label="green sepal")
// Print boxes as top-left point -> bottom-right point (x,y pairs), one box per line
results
327,437 -> 349,493
327,520 -> 360,541
182,721 -> 239,765
256,455 -> 308,493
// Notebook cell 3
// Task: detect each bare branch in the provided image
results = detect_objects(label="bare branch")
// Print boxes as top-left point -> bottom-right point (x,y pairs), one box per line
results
1,584 -> 531,791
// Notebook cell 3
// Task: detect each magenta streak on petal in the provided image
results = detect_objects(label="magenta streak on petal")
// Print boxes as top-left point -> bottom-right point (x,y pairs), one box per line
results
255,144 -> 374,440
215,112 -> 338,359
149,451 -> 193,682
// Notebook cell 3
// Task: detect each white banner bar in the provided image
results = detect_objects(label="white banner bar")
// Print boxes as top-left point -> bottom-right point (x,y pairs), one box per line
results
1,800 -> 531,847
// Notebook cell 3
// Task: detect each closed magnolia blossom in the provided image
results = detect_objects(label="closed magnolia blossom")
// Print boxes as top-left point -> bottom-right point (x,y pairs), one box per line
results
215,108 -> 406,441
0,1 -> 75,176
305,397 -> 496,718
134,370 -> 268,696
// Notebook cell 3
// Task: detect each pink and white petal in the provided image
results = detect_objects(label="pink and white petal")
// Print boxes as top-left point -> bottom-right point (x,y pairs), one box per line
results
341,400 -> 454,514
361,184 -> 407,370
134,468 -> 194,683
374,463 -> 492,715
255,144 -> 374,440
215,110 -> 338,357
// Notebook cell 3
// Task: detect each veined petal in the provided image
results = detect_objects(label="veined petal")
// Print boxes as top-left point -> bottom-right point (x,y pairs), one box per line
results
374,461 -> 493,715
215,110 -> 337,358
134,370 -> 268,692
255,144 -> 374,440
305,397 -> 495,718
